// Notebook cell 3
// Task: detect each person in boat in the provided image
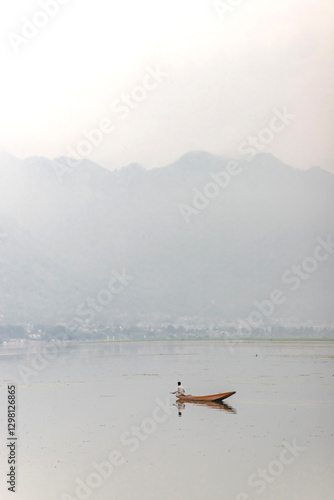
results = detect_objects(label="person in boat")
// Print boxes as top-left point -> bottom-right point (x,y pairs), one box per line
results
171,381 -> 185,396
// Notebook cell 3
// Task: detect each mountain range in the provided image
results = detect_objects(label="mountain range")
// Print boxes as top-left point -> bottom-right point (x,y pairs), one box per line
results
0,150 -> 333,327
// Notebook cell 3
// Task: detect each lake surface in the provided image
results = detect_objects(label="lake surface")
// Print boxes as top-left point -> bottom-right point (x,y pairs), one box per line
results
0,340 -> 333,500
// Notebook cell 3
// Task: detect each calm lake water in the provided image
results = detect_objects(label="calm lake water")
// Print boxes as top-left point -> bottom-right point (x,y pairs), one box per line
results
0,340 -> 333,500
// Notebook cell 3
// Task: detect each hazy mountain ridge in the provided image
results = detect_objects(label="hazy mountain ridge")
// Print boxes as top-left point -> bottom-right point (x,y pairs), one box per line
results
0,151 -> 333,327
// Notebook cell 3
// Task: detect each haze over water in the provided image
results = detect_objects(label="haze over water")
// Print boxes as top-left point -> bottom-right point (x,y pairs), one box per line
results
0,339 -> 333,500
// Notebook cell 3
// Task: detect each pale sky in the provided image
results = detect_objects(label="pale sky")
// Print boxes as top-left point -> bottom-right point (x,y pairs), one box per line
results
0,0 -> 333,170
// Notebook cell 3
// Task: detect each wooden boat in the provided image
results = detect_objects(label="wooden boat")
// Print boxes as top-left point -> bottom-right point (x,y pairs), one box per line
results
176,391 -> 235,403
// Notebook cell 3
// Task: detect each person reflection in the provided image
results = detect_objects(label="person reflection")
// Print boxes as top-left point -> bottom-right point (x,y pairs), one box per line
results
174,401 -> 185,417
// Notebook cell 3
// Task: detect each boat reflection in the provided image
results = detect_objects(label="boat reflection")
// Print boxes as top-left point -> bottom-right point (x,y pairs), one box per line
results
174,400 -> 236,416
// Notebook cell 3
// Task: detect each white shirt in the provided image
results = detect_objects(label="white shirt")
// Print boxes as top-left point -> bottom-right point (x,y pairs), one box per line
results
177,385 -> 185,395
